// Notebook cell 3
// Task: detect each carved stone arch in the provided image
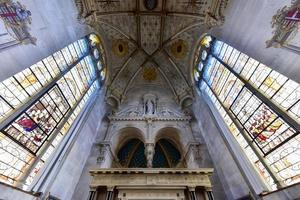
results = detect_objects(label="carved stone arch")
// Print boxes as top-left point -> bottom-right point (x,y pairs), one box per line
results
154,127 -> 184,157
189,32 -> 210,86
110,126 -> 146,155
106,95 -> 120,110
154,127 -> 186,168
180,95 -> 194,109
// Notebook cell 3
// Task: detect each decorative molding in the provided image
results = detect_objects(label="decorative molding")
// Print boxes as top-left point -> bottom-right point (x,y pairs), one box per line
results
0,0 -> 36,45
75,0 -> 229,105
89,168 -> 214,188
266,0 -> 300,53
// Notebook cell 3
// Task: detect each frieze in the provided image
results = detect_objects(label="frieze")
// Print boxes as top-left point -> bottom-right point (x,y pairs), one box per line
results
90,168 -> 213,188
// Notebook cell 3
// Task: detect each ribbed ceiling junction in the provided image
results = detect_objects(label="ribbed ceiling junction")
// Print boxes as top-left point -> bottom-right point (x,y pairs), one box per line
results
75,0 -> 228,105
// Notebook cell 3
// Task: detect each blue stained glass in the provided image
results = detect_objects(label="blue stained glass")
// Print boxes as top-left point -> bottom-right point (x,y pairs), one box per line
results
212,40 -> 223,55
153,143 -> 169,168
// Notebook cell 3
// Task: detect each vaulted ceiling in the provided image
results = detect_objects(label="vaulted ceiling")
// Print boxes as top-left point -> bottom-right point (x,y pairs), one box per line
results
75,0 -> 228,107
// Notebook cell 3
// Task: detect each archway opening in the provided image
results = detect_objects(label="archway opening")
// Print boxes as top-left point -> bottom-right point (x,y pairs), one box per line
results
153,139 -> 181,168
117,138 -> 147,168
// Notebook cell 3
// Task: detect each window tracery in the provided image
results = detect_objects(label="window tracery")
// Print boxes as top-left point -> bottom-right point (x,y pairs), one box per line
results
194,35 -> 300,190
0,33 -> 106,189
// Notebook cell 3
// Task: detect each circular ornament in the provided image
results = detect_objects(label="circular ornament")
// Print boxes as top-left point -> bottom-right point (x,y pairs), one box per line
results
97,61 -> 102,71
194,69 -> 200,82
201,50 -> 207,60
170,39 -> 188,59
112,39 -> 129,57
100,69 -> 106,80
198,62 -> 204,71
143,66 -> 157,81
93,48 -> 100,59
144,0 -> 157,10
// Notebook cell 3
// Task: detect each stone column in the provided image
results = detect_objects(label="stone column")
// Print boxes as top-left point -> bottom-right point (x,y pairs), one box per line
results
96,142 -> 111,167
204,187 -> 214,200
144,143 -> 155,168
188,187 -> 198,200
87,188 -> 97,200
106,186 -> 114,200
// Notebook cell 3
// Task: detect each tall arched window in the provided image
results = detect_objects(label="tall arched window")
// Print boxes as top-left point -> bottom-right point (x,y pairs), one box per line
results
194,35 -> 300,191
0,33 -> 106,190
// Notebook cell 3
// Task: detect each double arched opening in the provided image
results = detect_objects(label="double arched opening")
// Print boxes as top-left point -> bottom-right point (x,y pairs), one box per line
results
114,127 -> 185,168
117,138 -> 182,168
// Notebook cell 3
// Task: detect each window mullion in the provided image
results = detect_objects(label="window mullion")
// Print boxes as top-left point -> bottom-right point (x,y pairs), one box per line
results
0,55 -> 87,131
17,78 -> 97,188
212,54 -> 300,132
203,79 -> 284,188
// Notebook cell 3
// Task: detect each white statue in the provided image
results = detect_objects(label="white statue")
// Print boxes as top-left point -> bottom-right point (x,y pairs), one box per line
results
145,99 -> 155,115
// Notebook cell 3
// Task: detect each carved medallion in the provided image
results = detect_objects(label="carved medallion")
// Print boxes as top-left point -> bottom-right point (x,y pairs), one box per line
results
143,66 -> 157,81
144,0 -> 157,10
266,1 -> 300,50
170,39 -> 188,59
112,39 -> 128,57
0,0 -> 36,44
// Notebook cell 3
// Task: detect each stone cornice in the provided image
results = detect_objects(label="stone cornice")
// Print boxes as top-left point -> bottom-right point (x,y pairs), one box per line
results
108,116 -> 191,122
90,168 -> 213,175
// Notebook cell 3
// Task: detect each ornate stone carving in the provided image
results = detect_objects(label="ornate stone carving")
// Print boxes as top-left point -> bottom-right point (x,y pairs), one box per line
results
90,168 -> 214,188
191,143 -> 202,163
143,66 -> 157,82
96,143 -> 111,165
266,0 -> 300,51
0,0 -> 36,45
143,94 -> 157,116
144,143 -> 155,168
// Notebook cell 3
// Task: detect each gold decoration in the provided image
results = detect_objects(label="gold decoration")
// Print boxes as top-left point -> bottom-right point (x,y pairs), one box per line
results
143,66 -> 157,81
0,0 -> 36,45
89,34 -> 101,46
170,39 -> 188,59
112,39 -> 129,57
266,1 -> 300,49
20,74 -> 37,87
200,35 -> 212,48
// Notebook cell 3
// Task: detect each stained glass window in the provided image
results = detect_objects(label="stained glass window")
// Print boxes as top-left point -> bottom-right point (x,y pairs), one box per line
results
194,35 -> 300,191
0,33 -> 106,189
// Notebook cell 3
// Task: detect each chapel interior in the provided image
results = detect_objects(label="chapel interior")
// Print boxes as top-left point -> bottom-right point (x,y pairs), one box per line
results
0,0 -> 300,200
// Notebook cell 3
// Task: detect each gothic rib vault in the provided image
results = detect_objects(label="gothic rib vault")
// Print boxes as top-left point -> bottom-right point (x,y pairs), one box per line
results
75,0 -> 229,107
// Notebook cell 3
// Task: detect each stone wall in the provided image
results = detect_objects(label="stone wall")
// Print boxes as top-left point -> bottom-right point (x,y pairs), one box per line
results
0,0 -> 90,82
211,0 -> 300,82
193,93 -> 251,200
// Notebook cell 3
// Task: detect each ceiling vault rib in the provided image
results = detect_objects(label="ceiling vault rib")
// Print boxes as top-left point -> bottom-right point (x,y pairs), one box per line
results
162,22 -> 204,46
95,11 -> 206,18
158,142 -> 172,168
166,12 -> 206,19
136,0 -> 141,47
152,60 -> 179,102
162,49 -> 193,91
121,56 -> 149,102
95,11 -> 135,16
97,19 -> 138,46
108,49 -> 139,89
159,0 -> 167,48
